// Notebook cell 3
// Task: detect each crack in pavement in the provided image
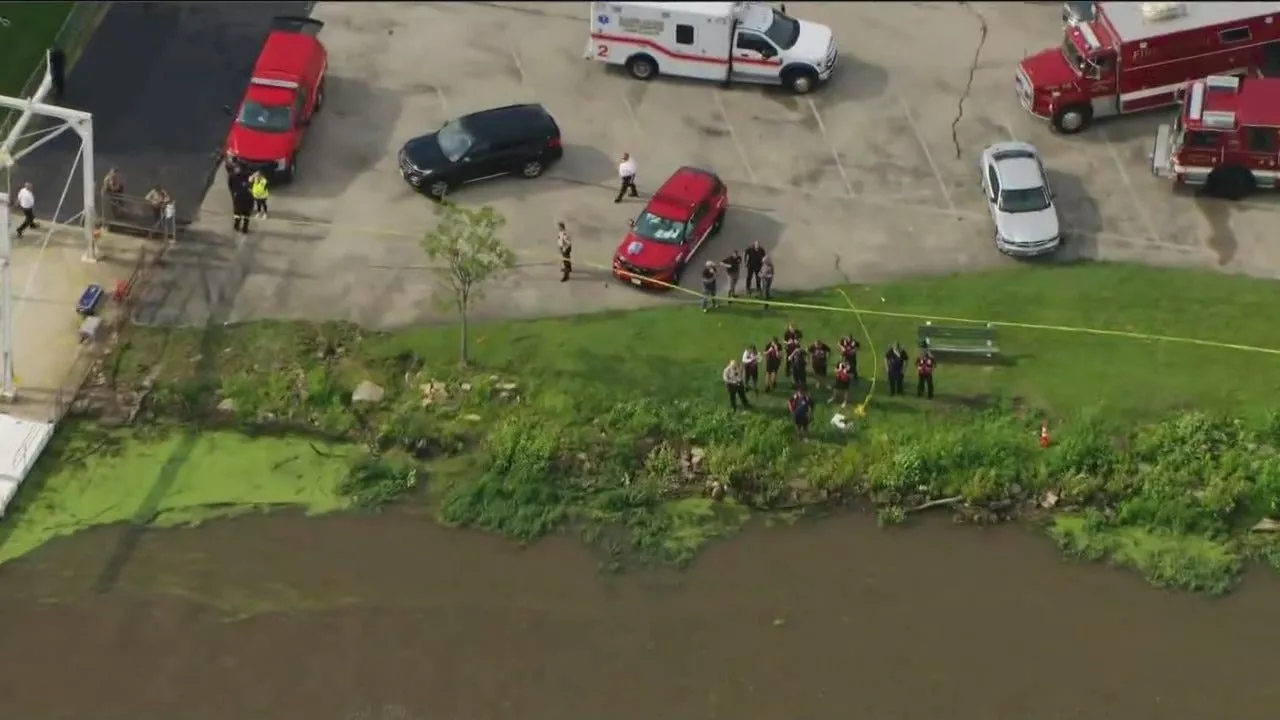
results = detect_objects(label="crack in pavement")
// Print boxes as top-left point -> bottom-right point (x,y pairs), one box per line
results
952,2 -> 989,159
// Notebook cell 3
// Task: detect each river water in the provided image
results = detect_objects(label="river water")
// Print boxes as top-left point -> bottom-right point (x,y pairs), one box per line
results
0,512 -> 1277,719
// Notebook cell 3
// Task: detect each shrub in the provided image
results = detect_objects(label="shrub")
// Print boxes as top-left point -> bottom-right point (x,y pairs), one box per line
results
337,455 -> 420,510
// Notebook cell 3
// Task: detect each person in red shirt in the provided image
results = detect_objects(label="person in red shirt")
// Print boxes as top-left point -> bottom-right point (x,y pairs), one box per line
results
830,360 -> 852,407
916,349 -> 936,399
809,339 -> 830,390
783,324 -> 802,375
763,338 -> 782,392
838,334 -> 860,381
788,388 -> 813,436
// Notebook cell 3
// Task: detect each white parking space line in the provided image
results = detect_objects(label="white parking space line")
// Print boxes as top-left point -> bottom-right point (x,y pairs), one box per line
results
806,97 -> 855,198
510,48 -> 527,84
1098,125 -> 1159,244
620,93 -> 644,136
899,96 -> 955,213
714,91 -> 758,184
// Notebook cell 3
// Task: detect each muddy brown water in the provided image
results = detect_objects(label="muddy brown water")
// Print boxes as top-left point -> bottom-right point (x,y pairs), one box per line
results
1,513 -> 1278,720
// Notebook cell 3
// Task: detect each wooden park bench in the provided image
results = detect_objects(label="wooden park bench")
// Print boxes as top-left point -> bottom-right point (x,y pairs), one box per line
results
916,322 -> 1000,357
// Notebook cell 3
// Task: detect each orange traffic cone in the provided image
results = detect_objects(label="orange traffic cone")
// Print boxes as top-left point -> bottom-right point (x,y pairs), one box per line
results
1039,422 -> 1051,449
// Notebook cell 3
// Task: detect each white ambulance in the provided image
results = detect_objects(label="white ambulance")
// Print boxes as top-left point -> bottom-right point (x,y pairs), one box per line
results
586,2 -> 838,94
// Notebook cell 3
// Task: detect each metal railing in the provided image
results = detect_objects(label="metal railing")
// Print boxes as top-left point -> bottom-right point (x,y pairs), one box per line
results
0,2 -> 109,140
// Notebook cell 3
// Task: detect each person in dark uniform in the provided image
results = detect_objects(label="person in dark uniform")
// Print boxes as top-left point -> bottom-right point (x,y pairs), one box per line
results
916,348 -> 936,399
700,261 -> 718,312
742,344 -> 760,392
788,342 -> 807,390
763,338 -> 782,392
783,323 -> 802,375
230,166 -> 254,234
809,339 -> 830,390
721,249 -> 743,298
885,343 -> 908,396
744,240 -> 766,295
838,334 -> 860,382
788,388 -> 813,436
557,222 -> 572,282
830,360 -> 852,407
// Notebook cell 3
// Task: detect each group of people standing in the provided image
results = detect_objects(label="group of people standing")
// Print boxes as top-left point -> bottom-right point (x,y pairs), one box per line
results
722,323 -> 940,434
223,158 -> 271,234
701,240 -> 774,311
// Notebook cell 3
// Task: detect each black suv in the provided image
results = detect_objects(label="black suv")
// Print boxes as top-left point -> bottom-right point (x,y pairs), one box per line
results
398,103 -> 563,199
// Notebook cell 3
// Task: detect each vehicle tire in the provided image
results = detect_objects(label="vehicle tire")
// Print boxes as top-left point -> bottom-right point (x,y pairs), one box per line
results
281,153 -> 298,182
520,159 -> 544,178
315,80 -> 325,112
426,179 -> 451,200
783,68 -> 818,95
1203,164 -> 1256,201
626,54 -> 658,81
710,209 -> 725,236
1051,104 -> 1092,134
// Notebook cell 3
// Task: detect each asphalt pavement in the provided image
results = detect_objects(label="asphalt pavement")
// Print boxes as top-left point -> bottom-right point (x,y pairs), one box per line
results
12,1 -> 312,225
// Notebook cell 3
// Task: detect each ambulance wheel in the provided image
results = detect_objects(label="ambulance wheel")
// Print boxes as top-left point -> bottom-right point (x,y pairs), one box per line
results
1051,104 -> 1092,134
1204,165 -> 1256,201
783,68 -> 818,95
626,54 -> 658,81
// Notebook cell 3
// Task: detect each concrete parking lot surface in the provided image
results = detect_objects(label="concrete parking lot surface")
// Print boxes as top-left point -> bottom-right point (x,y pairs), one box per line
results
135,1 -> 1280,329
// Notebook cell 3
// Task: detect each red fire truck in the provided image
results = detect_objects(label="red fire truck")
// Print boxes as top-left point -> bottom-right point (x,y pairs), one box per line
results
1150,74 -> 1280,198
1017,2 -> 1280,134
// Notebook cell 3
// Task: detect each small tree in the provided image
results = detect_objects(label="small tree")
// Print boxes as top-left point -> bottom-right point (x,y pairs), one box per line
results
421,200 -> 515,365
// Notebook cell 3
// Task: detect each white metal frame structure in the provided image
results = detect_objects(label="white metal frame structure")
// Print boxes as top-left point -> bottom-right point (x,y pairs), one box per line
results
0,52 -> 98,401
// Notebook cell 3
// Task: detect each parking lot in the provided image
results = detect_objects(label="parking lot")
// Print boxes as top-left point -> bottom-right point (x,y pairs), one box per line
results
137,1 -> 1280,329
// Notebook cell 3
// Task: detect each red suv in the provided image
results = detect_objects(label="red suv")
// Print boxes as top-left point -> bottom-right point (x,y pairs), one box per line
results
224,16 -> 327,182
613,167 -> 728,288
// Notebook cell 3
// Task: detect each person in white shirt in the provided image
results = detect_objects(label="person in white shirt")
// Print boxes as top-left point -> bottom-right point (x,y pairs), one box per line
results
741,344 -> 760,392
722,358 -> 750,411
15,182 -> 37,239
615,152 -> 639,203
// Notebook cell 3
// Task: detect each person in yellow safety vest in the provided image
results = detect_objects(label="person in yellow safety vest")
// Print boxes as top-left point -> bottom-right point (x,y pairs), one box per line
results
249,171 -> 269,219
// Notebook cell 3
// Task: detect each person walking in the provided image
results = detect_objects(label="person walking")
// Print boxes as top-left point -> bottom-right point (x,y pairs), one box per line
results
788,387 -> 813,436
14,182 -> 37,239
916,348 -> 937,399
700,261 -> 718,312
885,342 -> 908,397
760,256 -> 775,308
742,344 -> 760,392
763,337 -> 782,392
615,152 -> 639,203
250,170 -> 270,218
557,221 -> 572,282
723,358 -> 751,411
721,249 -> 743,298
744,240 -> 766,295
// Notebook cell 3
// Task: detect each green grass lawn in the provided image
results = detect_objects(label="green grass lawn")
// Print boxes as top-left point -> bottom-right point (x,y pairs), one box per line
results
7,262 -> 1280,592
0,2 -> 73,94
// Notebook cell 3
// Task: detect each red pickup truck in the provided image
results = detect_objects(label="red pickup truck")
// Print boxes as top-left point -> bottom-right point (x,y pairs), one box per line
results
224,16 -> 327,182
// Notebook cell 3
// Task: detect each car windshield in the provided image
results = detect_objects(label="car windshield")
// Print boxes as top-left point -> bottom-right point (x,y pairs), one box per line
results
1000,187 -> 1051,214
1061,35 -> 1089,76
632,211 -> 686,244
436,118 -> 476,163
237,100 -> 293,133
763,9 -> 801,50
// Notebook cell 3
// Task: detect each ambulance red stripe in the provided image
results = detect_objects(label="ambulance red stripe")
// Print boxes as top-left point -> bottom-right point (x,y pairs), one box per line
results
590,32 -> 782,67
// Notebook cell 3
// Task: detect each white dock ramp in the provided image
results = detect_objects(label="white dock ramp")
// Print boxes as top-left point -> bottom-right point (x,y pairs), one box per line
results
0,413 -> 55,517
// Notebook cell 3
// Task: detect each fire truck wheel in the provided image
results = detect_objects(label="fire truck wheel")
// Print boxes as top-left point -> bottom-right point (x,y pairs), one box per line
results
1051,105 -> 1092,134
626,55 -> 658,81
315,80 -> 325,112
783,68 -> 818,95
1204,165 -> 1256,201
